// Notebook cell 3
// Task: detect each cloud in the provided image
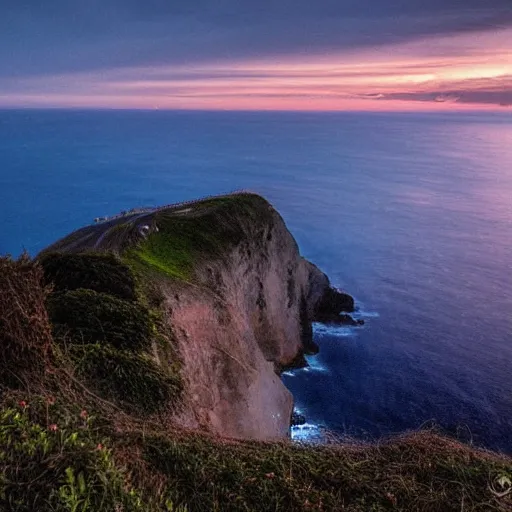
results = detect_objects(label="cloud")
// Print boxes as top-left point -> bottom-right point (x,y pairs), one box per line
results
1,0 -> 511,78
379,89 -> 512,106
1,1 -> 511,109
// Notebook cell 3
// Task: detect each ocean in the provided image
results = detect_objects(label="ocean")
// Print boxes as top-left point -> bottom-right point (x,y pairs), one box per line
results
1,109 -> 511,453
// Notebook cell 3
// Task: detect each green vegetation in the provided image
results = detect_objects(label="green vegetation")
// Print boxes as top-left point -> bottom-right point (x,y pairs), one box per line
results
2,391 -> 511,512
0,401 -> 185,512
0,405 -> 138,512
48,289 -> 153,350
40,252 -> 137,301
0,253 -> 187,509
38,252 -> 182,415
141,429 -> 512,512
71,344 -> 182,415
128,194 -> 274,281
0,253 -> 52,388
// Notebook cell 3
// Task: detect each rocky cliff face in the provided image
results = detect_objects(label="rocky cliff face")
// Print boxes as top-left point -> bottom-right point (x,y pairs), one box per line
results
41,193 -> 353,440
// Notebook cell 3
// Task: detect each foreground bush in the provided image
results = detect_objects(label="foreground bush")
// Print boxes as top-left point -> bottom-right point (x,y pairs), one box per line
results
1,393 -> 510,512
71,344 -> 182,415
0,254 -> 52,387
0,402 -> 185,512
48,289 -> 153,350
39,252 -> 137,301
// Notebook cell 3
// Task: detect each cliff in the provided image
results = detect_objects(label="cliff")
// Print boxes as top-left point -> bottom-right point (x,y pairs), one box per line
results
40,193 -> 353,439
1,199 -> 511,512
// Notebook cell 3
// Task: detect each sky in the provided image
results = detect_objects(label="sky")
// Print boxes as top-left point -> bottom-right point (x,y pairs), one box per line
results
0,0 -> 511,111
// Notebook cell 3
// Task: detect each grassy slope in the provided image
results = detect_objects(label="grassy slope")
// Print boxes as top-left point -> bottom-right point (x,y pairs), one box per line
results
41,193 -> 274,283
2,394 -> 511,512
125,194 -> 273,282
140,428 -> 512,512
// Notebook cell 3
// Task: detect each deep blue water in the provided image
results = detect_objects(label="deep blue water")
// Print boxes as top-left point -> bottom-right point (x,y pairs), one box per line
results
1,109 -> 511,453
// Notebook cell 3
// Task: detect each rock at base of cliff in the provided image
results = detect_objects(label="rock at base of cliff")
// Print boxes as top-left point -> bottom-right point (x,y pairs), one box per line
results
291,411 -> 306,426
315,286 -> 355,319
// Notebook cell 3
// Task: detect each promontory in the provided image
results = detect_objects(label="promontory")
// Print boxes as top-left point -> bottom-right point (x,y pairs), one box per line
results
1,192 -> 510,512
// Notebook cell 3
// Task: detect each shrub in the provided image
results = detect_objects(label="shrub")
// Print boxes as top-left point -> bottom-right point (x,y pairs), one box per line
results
0,404 -> 184,511
47,289 -> 153,351
40,252 -> 137,301
0,254 -> 52,388
71,344 -> 182,415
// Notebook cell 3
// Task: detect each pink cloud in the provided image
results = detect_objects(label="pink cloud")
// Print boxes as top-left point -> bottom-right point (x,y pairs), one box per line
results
1,28 -> 511,111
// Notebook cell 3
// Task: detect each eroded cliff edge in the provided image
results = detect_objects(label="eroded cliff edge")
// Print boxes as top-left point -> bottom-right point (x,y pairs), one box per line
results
41,193 -> 354,440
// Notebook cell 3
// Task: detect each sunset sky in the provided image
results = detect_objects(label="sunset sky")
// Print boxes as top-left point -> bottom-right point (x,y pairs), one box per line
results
1,0 -> 511,111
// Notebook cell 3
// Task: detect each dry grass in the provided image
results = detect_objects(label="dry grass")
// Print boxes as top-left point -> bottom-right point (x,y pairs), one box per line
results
0,253 -> 52,388
124,426 -> 511,512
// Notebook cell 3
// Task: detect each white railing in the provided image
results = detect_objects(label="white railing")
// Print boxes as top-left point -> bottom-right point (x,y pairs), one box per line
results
93,189 -> 255,224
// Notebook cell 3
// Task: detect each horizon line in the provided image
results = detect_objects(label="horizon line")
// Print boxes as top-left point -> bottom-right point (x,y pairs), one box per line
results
0,105 -> 511,115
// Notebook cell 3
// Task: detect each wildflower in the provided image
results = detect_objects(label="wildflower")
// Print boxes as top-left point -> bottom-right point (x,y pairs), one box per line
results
386,492 -> 397,506
265,472 -> 275,479
96,443 -> 104,451
19,400 -> 28,409
47,396 -> 56,405
48,424 -> 58,432
80,409 -> 88,419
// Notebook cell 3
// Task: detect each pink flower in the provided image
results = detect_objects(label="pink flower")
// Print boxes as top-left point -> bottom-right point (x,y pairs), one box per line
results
47,396 -> 56,405
80,410 -> 88,419
96,443 -> 104,451
386,492 -> 397,506
48,424 -> 58,432
19,400 -> 28,409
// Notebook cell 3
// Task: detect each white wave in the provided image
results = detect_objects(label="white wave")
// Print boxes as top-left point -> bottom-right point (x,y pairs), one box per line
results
291,423 -> 324,442
313,323 -> 356,337
353,309 -> 380,319
304,355 -> 329,373
282,354 -> 329,376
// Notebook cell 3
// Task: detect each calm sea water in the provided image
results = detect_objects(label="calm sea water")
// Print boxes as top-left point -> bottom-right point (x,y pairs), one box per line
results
1,109 -> 511,453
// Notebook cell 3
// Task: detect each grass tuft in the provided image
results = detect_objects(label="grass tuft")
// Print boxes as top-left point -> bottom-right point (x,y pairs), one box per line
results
70,344 -> 182,415
0,254 -> 52,388
47,289 -> 154,351
40,252 -> 137,301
